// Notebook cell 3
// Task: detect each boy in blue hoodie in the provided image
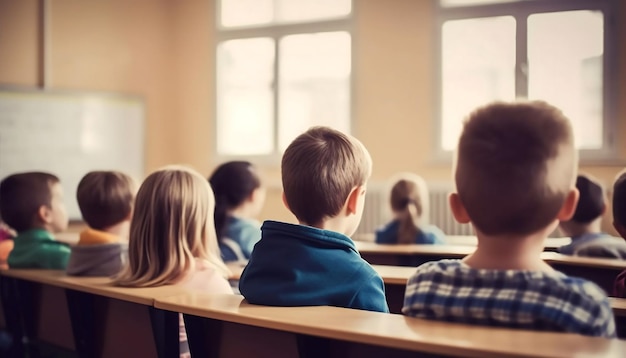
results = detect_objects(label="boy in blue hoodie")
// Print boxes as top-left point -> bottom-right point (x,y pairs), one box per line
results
239,126 -> 388,313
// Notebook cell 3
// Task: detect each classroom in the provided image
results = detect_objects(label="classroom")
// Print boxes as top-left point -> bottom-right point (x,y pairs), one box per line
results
1,0 -> 626,357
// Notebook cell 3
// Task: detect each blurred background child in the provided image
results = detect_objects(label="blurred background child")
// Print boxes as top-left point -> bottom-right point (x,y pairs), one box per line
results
0,172 -> 70,269
376,173 -> 445,245
559,174 -> 626,258
66,171 -> 136,276
209,161 -> 264,262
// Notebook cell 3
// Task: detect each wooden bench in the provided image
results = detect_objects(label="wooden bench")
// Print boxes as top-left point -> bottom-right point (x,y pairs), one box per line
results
154,293 -> 626,358
0,269 -> 191,358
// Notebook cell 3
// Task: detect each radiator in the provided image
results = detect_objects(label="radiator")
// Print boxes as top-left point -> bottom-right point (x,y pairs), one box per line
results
356,183 -> 474,237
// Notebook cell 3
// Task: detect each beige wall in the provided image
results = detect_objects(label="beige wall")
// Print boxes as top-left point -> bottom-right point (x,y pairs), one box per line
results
0,0 -> 624,229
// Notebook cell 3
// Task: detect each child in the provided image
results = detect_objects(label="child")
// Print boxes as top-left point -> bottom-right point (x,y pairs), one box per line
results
239,126 -> 389,313
558,174 -> 626,258
376,174 -> 445,245
403,101 -> 615,337
0,172 -> 70,269
113,166 -> 232,357
66,171 -> 135,276
209,161 -> 264,262
0,221 -> 15,269
612,170 -> 626,297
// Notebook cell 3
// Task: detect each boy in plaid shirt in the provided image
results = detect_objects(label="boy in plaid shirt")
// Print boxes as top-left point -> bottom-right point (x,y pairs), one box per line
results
403,101 -> 616,337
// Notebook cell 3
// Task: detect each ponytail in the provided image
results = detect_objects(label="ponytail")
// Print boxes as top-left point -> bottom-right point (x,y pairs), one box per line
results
397,200 -> 422,244
213,194 -> 228,240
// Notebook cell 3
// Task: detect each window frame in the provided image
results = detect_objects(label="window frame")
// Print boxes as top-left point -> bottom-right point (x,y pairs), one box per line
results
214,0 -> 355,165
434,0 -> 619,164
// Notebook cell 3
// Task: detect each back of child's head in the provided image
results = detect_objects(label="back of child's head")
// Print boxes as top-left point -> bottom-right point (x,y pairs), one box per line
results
455,101 -> 577,237
613,170 -> 626,237
77,171 -> 135,230
115,165 -> 227,287
389,174 -> 429,244
569,174 -> 605,224
209,161 -> 261,238
0,172 -> 63,233
282,126 -> 372,227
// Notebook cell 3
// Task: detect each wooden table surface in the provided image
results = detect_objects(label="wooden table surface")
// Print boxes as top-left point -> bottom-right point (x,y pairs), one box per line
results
155,293 -> 626,358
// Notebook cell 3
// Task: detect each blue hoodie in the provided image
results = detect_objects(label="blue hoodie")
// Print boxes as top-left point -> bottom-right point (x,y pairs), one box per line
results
239,220 -> 389,313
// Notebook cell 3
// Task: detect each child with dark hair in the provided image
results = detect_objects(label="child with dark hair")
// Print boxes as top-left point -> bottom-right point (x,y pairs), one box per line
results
559,174 -> 626,258
66,171 -> 136,276
209,161 -> 264,262
376,173 -> 445,245
0,172 -> 69,269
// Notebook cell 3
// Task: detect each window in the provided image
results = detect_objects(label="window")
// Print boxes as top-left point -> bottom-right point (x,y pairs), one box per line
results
438,0 -> 617,159
216,0 -> 352,158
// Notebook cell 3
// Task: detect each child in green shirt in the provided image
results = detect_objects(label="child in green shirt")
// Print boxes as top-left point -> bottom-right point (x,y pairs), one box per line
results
0,172 -> 70,269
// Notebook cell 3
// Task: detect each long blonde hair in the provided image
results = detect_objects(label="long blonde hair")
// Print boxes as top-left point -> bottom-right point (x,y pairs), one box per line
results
389,174 -> 430,245
114,166 -> 228,287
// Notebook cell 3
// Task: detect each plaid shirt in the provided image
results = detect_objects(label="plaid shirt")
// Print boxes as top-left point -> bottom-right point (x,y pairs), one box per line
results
403,260 -> 616,338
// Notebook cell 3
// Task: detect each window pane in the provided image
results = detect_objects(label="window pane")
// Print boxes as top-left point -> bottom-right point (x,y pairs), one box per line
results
441,0 -> 518,7
217,38 -> 275,155
441,17 -> 516,151
278,32 -> 351,150
220,0 -> 351,27
220,0 -> 273,28
275,0 -> 351,23
528,11 -> 604,150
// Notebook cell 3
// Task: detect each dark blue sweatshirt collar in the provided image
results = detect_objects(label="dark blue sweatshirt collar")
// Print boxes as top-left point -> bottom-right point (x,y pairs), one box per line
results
261,220 -> 357,252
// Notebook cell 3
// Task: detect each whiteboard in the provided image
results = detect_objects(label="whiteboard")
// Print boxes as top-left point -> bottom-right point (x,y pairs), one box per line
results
0,89 -> 145,220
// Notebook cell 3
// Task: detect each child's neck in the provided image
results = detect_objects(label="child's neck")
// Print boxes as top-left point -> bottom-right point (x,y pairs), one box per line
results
228,203 -> 256,220
303,216 -> 351,236
562,218 -> 602,238
463,226 -> 554,272
101,221 -> 130,239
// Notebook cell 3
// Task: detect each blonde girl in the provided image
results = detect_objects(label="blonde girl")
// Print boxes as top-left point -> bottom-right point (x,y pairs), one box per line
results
114,166 -> 232,357
375,173 -> 445,245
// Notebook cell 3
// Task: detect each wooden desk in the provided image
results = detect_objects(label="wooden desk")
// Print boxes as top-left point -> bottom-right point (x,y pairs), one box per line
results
541,253 -> 626,294
445,236 -> 570,252
355,242 -> 472,266
155,293 -> 626,358
353,234 -> 570,252
0,269 -> 191,358
355,242 -> 626,293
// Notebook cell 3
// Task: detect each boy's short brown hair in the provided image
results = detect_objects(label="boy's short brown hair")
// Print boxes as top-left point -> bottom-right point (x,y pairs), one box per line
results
282,126 -> 372,226
77,171 -> 135,230
0,172 -> 60,232
455,101 -> 576,236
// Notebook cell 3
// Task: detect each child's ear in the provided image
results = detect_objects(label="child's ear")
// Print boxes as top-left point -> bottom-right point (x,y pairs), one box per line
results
346,186 -> 365,215
557,188 -> 580,221
449,193 -> 471,224
281,192 -> 290,211
37,205 -> 53,224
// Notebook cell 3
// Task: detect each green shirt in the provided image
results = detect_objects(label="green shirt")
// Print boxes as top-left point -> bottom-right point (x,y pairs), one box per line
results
8,229 -> 70,269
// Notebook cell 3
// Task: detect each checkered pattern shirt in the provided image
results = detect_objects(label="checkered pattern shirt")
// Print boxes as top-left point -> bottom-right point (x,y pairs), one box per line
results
402,260 -> 616,338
